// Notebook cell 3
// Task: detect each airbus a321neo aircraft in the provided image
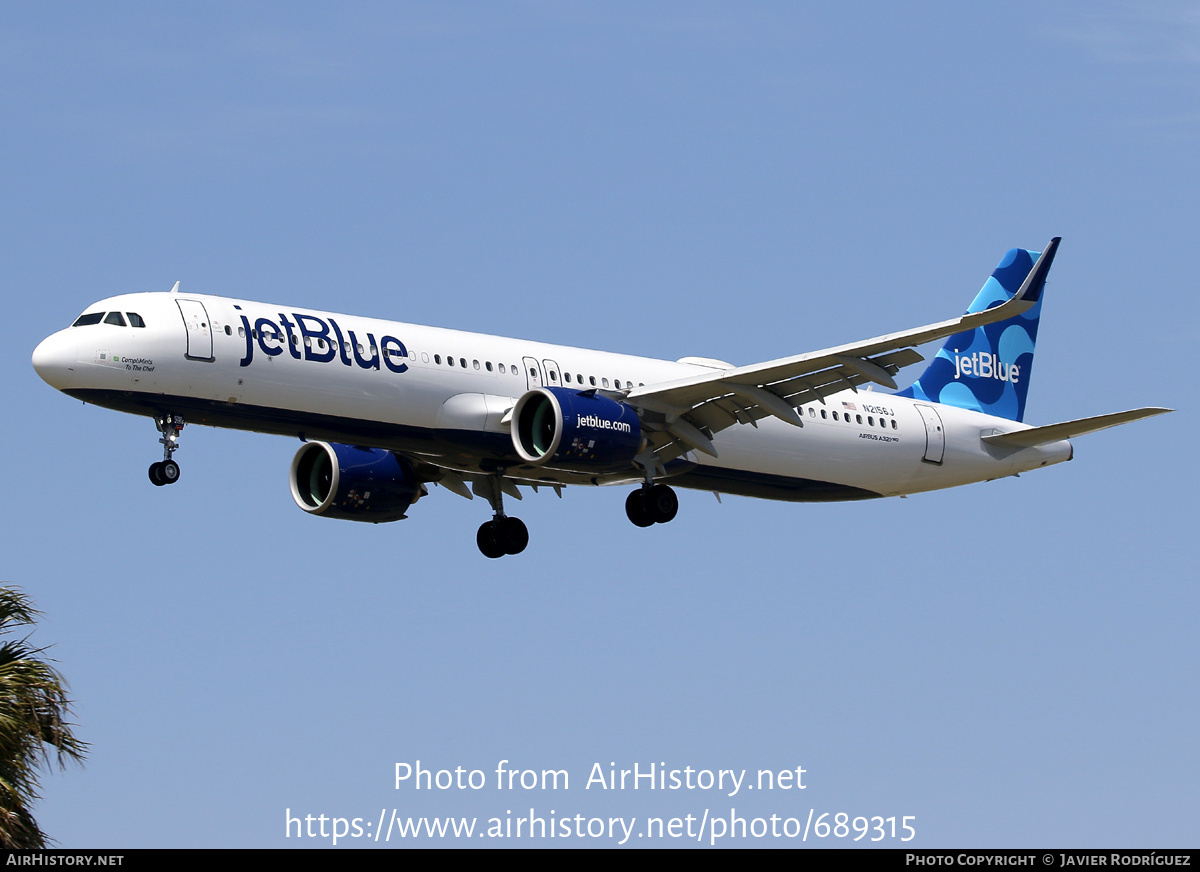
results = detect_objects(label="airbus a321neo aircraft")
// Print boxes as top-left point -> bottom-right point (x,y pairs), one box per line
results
33,238 -> 1169,557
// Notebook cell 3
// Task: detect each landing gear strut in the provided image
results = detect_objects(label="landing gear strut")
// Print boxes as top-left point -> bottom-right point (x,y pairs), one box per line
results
148,414 -> 185,487
476,474 -> 529,558
625,483 -> 678,527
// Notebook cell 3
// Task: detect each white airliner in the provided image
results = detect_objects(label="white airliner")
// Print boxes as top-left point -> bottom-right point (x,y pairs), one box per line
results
32,238 -> 1169,557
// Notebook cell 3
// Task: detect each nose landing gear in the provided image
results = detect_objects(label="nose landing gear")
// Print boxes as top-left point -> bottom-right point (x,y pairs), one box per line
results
148,459 -> 180,486
148,414 -> 185,487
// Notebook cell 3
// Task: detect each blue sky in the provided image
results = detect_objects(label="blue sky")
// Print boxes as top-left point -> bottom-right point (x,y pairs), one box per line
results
2,1 -> 1195,847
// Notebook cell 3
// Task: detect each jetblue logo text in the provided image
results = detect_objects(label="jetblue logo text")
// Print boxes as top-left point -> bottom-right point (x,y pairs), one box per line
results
239,313 -> 408,374
952,351 -> 1019,384
576,414 -> 632,434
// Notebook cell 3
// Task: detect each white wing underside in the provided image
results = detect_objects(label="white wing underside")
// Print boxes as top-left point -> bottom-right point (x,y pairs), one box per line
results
621,294 -> 1041,468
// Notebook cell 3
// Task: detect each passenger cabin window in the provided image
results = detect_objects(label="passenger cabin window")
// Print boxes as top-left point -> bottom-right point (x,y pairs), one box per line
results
72,312 -> 104,327
104,312 -> 126,326
127,313 -> 146,327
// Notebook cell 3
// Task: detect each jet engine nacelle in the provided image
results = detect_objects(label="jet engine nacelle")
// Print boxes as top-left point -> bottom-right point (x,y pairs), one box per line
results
512,386 -> 642,472
290,442 -> 420,523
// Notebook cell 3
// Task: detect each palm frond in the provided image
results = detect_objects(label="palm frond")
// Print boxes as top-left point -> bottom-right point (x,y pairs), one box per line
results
0,587 -> 86,848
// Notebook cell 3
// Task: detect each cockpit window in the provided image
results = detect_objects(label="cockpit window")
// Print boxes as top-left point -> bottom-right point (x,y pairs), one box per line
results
104,312 -> 127,326
127,312 -> 145,328
72,312 -> 104,327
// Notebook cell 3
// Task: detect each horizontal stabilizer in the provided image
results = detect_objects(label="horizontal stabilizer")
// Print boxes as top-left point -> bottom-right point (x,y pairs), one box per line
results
981,407 -> 1172,448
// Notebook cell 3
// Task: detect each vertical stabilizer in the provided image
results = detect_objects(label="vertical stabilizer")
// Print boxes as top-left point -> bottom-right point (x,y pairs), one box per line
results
895,240 -> 1058,422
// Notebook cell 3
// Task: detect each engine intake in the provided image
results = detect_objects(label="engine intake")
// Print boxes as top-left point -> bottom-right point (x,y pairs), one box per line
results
512,386 -> 642,472
290,442 -> 420,523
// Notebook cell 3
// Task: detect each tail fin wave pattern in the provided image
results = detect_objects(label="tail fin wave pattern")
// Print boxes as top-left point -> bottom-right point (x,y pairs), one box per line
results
895,247 -> 1045,422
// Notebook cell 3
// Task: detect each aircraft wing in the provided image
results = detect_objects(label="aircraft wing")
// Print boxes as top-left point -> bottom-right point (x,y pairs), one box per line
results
623,239 -> 1059,467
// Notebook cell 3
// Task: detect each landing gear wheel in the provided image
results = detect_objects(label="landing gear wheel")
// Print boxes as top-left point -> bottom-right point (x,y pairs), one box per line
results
160,460 -> 180,485
496,516 -> 528,555
627,484 -> 678,525
646,484 -> 678,523
625,489 -> 655,527
149,462 -> 166,486
475,474 -> 529,558
477,517 -> 529,558
477,521 -> 506,559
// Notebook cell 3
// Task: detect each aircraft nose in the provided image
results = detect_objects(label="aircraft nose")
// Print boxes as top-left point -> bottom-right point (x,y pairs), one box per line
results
32,331 -> 76,388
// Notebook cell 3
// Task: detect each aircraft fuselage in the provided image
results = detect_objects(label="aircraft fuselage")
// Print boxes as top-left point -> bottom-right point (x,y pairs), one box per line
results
33,290 -> 1072,504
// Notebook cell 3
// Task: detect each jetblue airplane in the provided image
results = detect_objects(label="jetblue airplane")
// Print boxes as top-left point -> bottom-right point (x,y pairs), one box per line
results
32,238 -> 1169,557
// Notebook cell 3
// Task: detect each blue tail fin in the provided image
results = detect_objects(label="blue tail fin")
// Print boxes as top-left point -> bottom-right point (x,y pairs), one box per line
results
894,243 -> 1055,422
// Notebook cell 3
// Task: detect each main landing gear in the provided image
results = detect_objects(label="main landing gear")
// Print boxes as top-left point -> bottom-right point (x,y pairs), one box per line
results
476,475 -> 529,559
148,414 -> 185,487
625,483 -> 678,527
477,516 -> 529,559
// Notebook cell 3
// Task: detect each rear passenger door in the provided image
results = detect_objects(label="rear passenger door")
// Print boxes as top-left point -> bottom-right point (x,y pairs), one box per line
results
914,404 -> 945,464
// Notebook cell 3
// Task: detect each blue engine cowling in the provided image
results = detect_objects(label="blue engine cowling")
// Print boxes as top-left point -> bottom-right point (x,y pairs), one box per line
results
512,386 -> 643,472
289,442 -> 420,523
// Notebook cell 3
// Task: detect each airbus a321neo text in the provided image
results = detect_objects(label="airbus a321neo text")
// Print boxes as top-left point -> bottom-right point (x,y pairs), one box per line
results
32,238 -> 1170,557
